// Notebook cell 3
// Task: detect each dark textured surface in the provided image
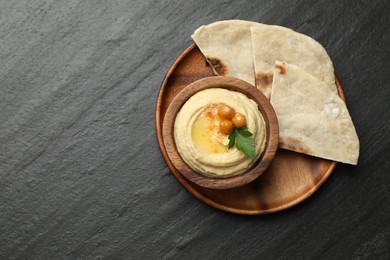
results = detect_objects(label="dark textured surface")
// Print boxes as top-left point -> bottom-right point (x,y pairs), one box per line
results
1,0 -> 389,259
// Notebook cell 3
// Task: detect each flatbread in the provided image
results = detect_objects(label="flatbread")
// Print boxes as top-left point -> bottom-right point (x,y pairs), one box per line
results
192,20 -> 262,86
271,61 -> 359,164
251,26 -> 337,98
192,20 -> 337,98
192,21 -> 360,164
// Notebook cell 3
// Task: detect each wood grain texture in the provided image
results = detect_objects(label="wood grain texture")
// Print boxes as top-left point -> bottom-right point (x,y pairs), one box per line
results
1,0 -> 390,259
156,44 -> 342,214
161,76 -> 279,189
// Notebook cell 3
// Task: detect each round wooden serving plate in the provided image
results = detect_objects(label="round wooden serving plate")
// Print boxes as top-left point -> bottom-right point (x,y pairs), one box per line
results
155,43 -> 345,215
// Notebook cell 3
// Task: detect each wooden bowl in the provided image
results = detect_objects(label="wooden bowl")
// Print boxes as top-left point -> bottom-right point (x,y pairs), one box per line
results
162,76 -> 279,189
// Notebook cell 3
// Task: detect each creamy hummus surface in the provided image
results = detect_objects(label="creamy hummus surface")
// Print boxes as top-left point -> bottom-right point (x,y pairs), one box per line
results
174,88 -> 267,178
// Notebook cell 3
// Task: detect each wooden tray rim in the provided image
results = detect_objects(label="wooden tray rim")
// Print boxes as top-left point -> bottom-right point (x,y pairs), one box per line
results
155,43 -> 343,215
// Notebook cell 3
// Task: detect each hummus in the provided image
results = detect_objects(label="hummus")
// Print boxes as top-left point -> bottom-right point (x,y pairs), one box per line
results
174,88 -> 267,178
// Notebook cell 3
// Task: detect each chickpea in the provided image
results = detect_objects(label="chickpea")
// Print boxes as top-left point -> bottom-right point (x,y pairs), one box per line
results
232,112 -> 247,128
218,104 -> 235,119
219,119 -> 234,134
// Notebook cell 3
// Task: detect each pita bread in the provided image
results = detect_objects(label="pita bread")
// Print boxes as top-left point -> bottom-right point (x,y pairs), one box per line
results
251,26 -> 337,98
270,61 -> 359,164
192,20 -> 262,86
192,20 -> 337,98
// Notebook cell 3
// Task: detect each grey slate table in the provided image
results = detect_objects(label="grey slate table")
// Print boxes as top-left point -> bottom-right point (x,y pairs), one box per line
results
1,1 -> 389,259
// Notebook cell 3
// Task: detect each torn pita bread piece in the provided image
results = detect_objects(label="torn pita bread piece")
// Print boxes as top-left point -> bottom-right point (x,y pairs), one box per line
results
191,20 -> 263,86
271,61 -> 359,165
251,26 -> 337,98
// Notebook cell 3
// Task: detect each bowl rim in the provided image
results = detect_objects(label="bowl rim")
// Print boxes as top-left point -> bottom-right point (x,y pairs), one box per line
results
162,76 -> 279,189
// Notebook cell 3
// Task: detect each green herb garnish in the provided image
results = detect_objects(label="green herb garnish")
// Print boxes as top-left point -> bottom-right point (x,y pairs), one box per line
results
228,126 -> 257,157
